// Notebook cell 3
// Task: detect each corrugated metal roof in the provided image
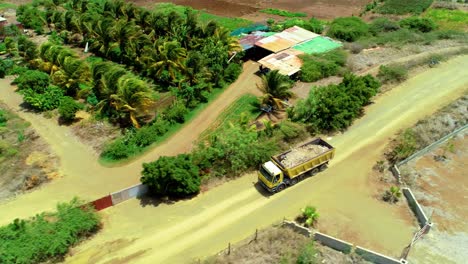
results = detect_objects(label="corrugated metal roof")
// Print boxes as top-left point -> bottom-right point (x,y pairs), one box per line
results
0,17 -> 7,22
258,49 -> 304,76
255,26 -> 320,53
239,31 -> 270,51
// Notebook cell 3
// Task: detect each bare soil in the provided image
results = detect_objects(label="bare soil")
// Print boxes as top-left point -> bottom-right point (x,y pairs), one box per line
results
0,102 -> 60,201
206,226 -> 369,264
402,134 -> 468,264
131,0 -> 370,20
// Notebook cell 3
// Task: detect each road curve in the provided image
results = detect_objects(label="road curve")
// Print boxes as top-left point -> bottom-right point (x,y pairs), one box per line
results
65,56 -> 468,263
0,61 -> 262,224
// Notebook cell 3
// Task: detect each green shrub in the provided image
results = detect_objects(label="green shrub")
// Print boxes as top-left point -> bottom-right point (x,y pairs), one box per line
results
388,129 -> 418,163
141,154 -> 201,196
400,17 -> 437,32
21,85 -> 64,111
14,70 -> 50,92
58,97 -> 83,122
164,100 -> 189,124
224,63 -> 242,83
296,242 -> 317,264
16,4 -> 46,33
376,0 -> 433,15
260,8 -> 307,18
101,138 -> 137,160
327,17 -> 369,42
0,198 -> 100,264
0,61 -> 6,79
377,64 -> 408,83
369,17 -> 400,35
291,74 -> 380,132
271,18 -> 325,34
299,49 -> 347,82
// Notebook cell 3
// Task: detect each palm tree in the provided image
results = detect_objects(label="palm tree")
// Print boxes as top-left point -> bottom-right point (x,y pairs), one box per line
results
147,41 -> 187,81
109,75 -> 156,128
52,57 -> 91,96
383,186 -> 402,203
89,18 -> 115,57
258,70 -> 293,110
213,27 -> 242,54
301,206 -> 319,227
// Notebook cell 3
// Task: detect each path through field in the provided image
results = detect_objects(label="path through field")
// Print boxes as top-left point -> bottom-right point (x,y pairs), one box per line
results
0,61 -> 262,224
64,56 -> 468,263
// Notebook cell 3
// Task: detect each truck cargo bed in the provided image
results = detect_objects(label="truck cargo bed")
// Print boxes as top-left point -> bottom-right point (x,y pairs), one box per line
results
272,138 -> 334,178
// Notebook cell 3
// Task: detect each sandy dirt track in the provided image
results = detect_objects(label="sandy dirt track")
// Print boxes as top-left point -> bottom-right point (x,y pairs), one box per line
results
62,56 -> 468,263
0,61 -> 262,224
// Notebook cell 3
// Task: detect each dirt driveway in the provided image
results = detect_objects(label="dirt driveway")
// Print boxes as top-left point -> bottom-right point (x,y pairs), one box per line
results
0,61 -> 262,223
62,56 -> 468,263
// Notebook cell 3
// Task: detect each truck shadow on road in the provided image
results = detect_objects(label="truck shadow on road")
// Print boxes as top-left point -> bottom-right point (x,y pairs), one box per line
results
253,182 -> 273,198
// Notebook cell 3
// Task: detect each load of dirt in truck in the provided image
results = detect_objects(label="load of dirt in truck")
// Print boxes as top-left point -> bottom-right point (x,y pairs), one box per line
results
281,144 -> 329,168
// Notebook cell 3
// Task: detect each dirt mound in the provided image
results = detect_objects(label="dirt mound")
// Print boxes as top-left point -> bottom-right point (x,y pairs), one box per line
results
281,144 -> 329,168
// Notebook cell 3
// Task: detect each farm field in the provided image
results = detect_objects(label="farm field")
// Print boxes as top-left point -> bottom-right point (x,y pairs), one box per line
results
131,0 -> 371,20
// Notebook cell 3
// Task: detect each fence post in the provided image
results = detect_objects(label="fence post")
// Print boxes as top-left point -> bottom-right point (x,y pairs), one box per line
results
228,242 -> 231,255
255,229 -> 258,242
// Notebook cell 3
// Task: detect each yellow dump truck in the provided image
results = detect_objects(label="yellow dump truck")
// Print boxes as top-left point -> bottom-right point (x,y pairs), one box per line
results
258,138 -> 335,193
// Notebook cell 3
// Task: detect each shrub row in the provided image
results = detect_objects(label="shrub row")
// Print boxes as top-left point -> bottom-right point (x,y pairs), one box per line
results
0,199 -> 100,264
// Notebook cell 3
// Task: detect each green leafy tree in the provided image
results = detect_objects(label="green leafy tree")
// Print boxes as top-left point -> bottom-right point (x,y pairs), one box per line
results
14,70 -> 51,92
141,154 -> 201,196
58,96 -> 83,122
327,17 -> 369,42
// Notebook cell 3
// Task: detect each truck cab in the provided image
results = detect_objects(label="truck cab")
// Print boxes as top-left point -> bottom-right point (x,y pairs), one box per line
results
258,161 -> 284,193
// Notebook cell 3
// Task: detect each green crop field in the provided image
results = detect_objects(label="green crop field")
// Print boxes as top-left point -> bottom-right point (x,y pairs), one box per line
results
424,9 -> 468,31
155,3 -> 252,30
260,8 -> 307,18
376,0 -> 433,14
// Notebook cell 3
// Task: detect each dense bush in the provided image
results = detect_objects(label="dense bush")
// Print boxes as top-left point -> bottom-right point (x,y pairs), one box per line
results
0,61 -> 6,79
14,70 -> 50,92
141,154 -> 201,196
0,198 -> 100,264
291,74 -> 380,131
369,17 -> 400,35
21,86 -> 64,111
299,49 -> 347,82
271,18 -> 325,34
193,125 -> 278,176
376,0 -> 433,15
224,63 -> 243,83
260,8 -> 307,18
296,242 -> 318,264
377,64 -> 408,83
399,17 -> 437,32
100,118 -> 171,160
58,96 -> 83,122
327,17 -> 369,42
164,100 -> 189,124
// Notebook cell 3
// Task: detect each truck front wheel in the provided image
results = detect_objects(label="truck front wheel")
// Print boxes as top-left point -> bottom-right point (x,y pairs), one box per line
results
276,184 -> 286,192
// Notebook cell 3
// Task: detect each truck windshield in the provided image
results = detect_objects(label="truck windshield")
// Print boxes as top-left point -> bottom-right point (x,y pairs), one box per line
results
260,165 -> 274,183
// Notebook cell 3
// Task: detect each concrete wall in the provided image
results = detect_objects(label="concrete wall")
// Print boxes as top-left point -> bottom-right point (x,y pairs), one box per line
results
282,221 -> 312,237
355,246 -> 404,264
402,187 -> 429,227
314,232 -> 353,254
111,183 -> 148,205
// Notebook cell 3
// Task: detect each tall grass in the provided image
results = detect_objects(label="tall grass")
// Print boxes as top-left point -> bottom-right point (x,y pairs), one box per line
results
424,9 -> 468,31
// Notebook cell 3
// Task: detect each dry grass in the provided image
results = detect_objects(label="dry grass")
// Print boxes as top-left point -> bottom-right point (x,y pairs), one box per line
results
204,226 -> 309,264
71,117 -> 121,153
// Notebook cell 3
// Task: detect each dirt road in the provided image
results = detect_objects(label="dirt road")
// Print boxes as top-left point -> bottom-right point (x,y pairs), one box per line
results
63,56 -> 468,263
0,61 -> 262,224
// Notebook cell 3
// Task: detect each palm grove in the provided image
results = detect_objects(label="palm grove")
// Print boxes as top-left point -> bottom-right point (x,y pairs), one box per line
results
2,0 -> 382,198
